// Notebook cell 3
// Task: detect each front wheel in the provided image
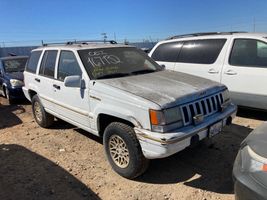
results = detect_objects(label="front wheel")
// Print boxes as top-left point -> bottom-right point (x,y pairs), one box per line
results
103,122 -> 149,179
31,95 -> 54,128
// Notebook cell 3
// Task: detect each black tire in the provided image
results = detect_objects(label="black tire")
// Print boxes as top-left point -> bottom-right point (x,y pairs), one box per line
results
103,122 -> 149,179
4,87 -> 15,104
31,95 -> 54,128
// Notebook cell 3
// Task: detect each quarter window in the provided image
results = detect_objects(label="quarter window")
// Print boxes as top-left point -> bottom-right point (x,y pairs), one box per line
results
178,39 -> 226,64
39,50 -> 57,78
151,42 -> 182,62
57,51 -> 82,81
229,39 -> 267,67
25,51 -> 42,73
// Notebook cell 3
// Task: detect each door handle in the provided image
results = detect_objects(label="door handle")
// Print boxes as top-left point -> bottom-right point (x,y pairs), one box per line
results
224,70 -> 237,75
208,68 -> 219,74
34,78 -> 40,82
53,84 -> 60,90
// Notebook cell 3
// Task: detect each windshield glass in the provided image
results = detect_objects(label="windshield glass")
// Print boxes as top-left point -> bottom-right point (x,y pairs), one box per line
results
3,58 -> 28,73
78,47 -> 162,79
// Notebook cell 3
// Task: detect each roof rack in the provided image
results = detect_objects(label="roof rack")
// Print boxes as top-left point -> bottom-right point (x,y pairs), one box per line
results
41,40 -> 117,46
166,31 -> 247,40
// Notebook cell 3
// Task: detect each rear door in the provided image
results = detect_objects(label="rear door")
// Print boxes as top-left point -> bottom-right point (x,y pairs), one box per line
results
174,39 -> 228,82
53,50 -> 90,128
221,38 -> 267,109
150,41 -> 183,70
37,50 -> 58,112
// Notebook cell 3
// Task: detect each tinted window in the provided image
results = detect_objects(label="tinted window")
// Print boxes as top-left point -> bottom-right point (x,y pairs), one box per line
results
229,39 -> 267,67
25,51 -> 42,73
58,51 -> 82,81
151,42 -> 182,62
39,50 -> 57,78
178,39 -> 226,64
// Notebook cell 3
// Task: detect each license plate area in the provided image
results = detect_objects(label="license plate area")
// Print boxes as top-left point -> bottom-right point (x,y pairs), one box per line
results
209,121 -> 223,138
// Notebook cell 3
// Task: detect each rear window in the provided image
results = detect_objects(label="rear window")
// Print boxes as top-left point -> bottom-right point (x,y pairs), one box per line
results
39,50 -> 58,78
178,39 -> 226,64
25,51 -> 42,73
151,42 -> 182,62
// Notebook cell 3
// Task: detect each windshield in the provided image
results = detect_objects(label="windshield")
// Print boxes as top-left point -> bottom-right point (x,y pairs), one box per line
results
3,58 -> 28,73
78,47 -> 163,79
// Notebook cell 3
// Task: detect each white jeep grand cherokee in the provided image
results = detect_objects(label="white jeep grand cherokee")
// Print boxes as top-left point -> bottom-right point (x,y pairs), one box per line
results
23,40 -> 237,179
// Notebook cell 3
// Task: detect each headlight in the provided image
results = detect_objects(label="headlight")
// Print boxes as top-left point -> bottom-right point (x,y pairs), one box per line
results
240,145 -> 267,173
222,89 -> 230,102
10,79 -> 24,87
149,107 -> 183,132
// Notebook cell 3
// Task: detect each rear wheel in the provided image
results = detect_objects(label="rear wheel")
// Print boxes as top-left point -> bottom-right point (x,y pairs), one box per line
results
103,122 -> 149,179
32,95 -> 54,128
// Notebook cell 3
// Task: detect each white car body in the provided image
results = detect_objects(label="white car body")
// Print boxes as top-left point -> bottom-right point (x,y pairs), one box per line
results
23,43 -> 236,160
149,32 -> 267,110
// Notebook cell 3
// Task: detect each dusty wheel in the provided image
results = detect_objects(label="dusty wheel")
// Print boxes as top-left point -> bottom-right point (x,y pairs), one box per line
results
31,95 -> 54,128
4,87 -> 14,104
103,122 -> 149,179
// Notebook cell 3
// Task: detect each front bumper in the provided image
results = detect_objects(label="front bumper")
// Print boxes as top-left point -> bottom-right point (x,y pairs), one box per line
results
135,103 -> 237,159
8,86 -> 25,99
233,151 -> 267,200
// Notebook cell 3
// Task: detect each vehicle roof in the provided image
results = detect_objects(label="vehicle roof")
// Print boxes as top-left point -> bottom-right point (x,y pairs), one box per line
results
163,32 -> 267,43
33,43 -> 134,51
0,55 -> 29,60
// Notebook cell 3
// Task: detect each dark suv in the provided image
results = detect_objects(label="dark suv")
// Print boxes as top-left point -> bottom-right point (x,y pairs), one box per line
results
0,56 -> 28,103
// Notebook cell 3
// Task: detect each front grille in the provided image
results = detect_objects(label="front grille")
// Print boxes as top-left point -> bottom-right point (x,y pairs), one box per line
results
181,92 -> 223,126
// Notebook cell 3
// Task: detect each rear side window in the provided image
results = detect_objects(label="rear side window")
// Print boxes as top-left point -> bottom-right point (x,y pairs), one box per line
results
25,51 -> 42,73
229,39 -> 267,67
178,39 -> 226,64
39,50 -> 58,78
57,51 -> 82,81
151,42 -> 182,62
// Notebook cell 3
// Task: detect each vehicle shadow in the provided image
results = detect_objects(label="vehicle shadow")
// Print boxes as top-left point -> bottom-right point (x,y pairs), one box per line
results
0,144 -> 100,200
237,106 -> 267,121
136,123 -> 252,194
0,103 -> 24,129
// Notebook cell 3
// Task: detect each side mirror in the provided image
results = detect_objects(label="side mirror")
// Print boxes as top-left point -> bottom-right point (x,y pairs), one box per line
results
64,75 -> 85,88
161,64 -> 166,69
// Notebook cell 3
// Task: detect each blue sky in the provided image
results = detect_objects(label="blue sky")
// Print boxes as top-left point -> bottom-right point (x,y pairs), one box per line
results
1,0 -> 267,45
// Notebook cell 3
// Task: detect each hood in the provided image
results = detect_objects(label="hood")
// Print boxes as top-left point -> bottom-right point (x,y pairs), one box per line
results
245,122 -> 267,158
98,70 -> 226,108
6,71 -> 24,81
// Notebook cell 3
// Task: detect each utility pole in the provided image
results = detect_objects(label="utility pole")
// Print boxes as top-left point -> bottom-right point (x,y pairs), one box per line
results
101,33 -> 107,43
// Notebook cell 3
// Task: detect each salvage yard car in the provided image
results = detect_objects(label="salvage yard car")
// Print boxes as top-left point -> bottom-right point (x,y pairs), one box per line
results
149,32 -> 267,110
23,40 -> 237,179
233,122 -> 267,200
0,56 -> 28,103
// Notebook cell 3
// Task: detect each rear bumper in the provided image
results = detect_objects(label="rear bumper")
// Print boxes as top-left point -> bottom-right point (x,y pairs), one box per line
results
135,103 -> 237,159
22,87 -> 31,101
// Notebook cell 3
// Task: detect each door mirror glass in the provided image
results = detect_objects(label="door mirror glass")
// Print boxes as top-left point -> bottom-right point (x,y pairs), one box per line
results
64,75 -> 82,88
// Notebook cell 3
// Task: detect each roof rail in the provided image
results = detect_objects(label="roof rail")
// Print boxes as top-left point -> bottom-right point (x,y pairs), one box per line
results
41,40 -> 117,46
166,31 -> 247,40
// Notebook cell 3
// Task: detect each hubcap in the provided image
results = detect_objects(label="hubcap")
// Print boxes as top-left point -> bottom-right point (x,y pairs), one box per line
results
109,135 -> 130,168
34,101 -> 42,122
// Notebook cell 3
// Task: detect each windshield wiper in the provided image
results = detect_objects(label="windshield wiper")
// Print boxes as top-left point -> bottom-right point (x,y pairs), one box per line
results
131,69 -> 157,75
97,73 -> 130,80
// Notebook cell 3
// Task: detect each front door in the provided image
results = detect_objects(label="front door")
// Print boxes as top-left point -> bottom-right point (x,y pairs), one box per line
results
221,38 -> 267,109
53,50 -> 90,128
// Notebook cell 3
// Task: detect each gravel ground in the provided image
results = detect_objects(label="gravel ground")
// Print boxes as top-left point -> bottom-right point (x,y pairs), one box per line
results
0,97 -> 266,200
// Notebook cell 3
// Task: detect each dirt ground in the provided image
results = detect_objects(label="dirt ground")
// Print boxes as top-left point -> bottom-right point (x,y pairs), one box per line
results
0,97 -> 266,200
